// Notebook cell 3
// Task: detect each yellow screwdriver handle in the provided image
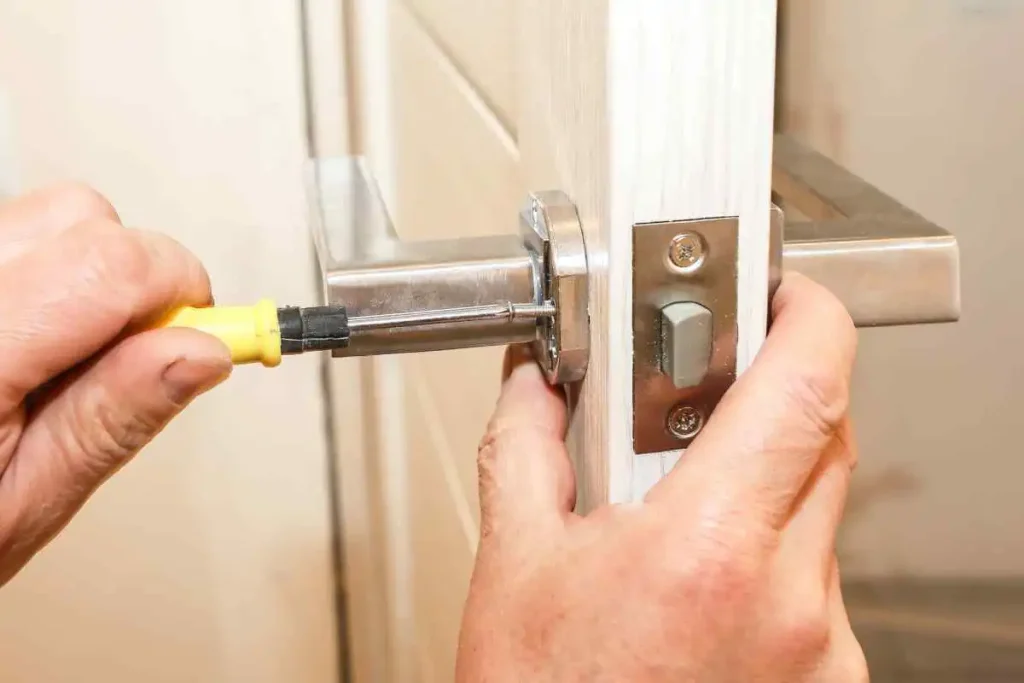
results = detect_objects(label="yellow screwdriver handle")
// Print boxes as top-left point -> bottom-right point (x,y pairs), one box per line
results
156,299 -> 282,367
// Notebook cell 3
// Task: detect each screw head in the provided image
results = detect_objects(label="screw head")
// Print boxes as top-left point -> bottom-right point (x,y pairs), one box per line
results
668,233 -> 707,271
667,404 -> 704,440
530,197 -> 541,227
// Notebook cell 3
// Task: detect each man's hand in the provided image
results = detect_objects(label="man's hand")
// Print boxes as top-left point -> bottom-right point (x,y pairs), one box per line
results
457,274 -> 867,682
0,185 -> 231,585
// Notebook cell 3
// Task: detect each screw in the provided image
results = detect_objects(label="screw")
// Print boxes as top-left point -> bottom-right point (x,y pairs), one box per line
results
530,197 -> 541,227
546,323 -> 558,363
668,233 -> 706,271
667,404 -> 704,440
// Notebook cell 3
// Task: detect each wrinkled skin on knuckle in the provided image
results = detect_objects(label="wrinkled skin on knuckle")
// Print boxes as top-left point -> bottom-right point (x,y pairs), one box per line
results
49,384 -> 161,483
476,422 -> 559,539
780,364 -> 850,441
81,222 -> 153,313
475,428 -> 503,541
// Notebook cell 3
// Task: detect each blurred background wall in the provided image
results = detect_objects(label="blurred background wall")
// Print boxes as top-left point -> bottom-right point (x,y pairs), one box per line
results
0,2 -> 339,681
781,0 -> 1024,578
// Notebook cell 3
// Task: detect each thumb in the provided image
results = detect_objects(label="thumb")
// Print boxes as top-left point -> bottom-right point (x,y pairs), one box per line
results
476,346 -> 575,546
0,328 -> 231,581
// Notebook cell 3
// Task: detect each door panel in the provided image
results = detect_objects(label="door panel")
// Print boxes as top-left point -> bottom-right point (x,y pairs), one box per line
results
391,0 -> 521,244
404,366 -> 476,680
412,348 -> 503,505
401,0 -> 517,132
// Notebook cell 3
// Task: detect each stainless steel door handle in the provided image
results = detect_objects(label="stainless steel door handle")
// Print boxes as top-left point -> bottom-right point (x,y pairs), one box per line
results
307,159 -> 589,385
773,134 -> 961,327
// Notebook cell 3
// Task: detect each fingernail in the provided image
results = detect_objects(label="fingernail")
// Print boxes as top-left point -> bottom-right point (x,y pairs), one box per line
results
161,356 -> 233,404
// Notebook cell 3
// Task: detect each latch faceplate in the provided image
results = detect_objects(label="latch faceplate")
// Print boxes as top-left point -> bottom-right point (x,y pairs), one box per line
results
632,218 -> 739,454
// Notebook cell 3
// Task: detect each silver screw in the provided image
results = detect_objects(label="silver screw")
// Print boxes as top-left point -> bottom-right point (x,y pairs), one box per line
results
530,197 -> 541,228
667,404 -> 704,440
668,233 -> 706,271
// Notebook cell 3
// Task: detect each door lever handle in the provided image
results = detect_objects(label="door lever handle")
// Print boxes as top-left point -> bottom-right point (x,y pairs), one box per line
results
308,159 -> 589,385
772,134 -> 961,327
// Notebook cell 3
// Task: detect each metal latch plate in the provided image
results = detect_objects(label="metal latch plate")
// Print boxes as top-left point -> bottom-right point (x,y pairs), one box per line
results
633,217 -> 738,454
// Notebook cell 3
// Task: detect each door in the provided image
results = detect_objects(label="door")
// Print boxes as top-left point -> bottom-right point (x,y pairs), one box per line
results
325,2 -> 778,681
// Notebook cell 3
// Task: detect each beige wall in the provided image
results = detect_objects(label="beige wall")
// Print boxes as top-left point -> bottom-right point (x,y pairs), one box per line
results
781,0 -> 1024,577
0,2 -> 339,681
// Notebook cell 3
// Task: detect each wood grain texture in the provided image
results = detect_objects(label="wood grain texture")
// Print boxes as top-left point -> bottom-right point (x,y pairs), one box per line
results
519,1 -> 778,506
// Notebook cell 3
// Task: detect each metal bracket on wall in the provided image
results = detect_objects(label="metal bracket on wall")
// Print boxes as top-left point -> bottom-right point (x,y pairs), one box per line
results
631,134 -> 961,455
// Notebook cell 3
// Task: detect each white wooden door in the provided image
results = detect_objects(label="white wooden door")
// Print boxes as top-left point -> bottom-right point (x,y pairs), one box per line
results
328,3 -> 778,680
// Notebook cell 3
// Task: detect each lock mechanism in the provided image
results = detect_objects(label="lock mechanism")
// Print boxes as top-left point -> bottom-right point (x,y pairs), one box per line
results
308,134 -> 960,455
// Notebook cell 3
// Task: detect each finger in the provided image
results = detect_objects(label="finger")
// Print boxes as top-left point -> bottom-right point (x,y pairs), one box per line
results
501,342 -> 534,381
477,347 -> 574,544
0,183 -> 119,264
775,418 -> 857,581
647,273 -> 857,533
0,328 -> 231,584
0,218 -> 212,415
814,564 -> 869,682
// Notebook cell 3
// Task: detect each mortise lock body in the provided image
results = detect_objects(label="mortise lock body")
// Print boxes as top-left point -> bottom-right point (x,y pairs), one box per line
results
309,136 -> 960,452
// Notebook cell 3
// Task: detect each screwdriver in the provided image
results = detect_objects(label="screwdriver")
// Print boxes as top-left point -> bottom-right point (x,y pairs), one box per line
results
157,301 -> 351,367
156,300 -> 556,367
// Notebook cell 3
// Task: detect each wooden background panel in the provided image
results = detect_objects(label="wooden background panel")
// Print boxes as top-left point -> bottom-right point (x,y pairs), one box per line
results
390,0 -> 521,244
403,364 -> 478,682
400,0 -> 517,135
410,348 -> 505,518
